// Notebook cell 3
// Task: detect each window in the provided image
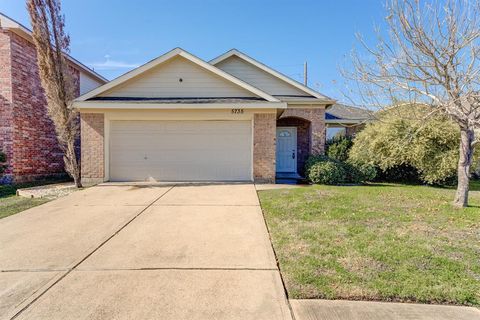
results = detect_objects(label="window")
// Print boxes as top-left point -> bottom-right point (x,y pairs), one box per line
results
278,130 -> 291,137
326,127 -> 346,139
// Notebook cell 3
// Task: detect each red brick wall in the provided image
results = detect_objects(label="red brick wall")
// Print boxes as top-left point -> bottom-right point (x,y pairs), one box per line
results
0,31 -> 80,183
0,31 -> 13,183
253,113 -> 276,183
280,108 -> 326,155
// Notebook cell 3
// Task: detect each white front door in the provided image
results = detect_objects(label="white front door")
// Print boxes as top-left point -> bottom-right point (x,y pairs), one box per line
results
276,127 -> 297,173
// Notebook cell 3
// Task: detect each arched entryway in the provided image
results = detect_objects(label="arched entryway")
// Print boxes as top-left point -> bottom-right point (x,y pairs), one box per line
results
276,117 -> 311,176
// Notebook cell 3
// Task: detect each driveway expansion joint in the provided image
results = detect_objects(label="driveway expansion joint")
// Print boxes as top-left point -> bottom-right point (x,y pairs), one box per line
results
9,185 -> 177,320
1,269 -> 68,273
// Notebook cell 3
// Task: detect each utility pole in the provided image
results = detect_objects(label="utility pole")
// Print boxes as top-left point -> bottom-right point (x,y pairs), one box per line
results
303,61 -> 308,86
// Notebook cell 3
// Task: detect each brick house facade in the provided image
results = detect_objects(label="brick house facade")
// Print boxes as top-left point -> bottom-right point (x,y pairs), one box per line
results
277,108 -> 326,175
0,14 -> 105,184
253,113 -> 277,183
76,48 -> 334,184
80,113 -> 104,185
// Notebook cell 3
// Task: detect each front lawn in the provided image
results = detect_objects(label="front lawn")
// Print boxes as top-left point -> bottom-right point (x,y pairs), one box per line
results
0,184 -> 50,219
258,183 -> 480,306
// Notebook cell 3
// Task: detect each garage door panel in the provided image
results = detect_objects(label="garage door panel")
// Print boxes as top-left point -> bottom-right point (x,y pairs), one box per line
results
109,120 -> 252,181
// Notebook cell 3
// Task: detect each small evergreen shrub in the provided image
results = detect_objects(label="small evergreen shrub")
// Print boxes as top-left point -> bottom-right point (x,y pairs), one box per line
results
307,160 -> 346,185
343,161 -> 377,183
326,136 -> 353,162
306,154 -> 376,185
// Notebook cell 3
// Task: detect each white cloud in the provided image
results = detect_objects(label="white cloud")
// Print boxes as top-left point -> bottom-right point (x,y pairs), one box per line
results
88,55 -> 140,70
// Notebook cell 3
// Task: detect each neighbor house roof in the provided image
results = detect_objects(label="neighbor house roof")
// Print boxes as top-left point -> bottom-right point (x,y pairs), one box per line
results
210,49 -> 335,105
0,12 -> 107,84
76,48 -> 280,104
326,104 -> 374,124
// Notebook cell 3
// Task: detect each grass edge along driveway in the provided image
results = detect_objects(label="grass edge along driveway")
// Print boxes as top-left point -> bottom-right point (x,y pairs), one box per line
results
258,183 -> 480,306
0,184 -> 51,219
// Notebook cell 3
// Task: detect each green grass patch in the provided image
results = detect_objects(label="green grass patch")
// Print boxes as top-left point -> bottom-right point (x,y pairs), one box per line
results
0,195 -> 49,219
0,182 -> 60,219
258,182 -> 480,306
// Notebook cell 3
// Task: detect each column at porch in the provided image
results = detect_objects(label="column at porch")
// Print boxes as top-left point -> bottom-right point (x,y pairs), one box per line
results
80,113 -> 105,185
253,113 -> 276,183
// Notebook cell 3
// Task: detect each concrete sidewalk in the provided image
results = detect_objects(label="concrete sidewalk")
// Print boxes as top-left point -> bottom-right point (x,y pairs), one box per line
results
290,299 -> 480,320
1,184 -> 292,320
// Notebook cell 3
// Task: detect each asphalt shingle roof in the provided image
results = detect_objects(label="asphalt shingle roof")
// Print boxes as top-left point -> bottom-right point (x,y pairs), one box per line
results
326,104 -> 374,121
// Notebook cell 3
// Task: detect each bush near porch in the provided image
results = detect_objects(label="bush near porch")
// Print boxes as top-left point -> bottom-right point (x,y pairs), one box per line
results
258,182 -> 480,306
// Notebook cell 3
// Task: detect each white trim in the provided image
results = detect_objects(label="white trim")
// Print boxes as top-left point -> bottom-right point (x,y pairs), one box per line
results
283,100 -> 334,106
275,126 -> 297,174
104,115 -> 110,182
250,118 -> 254,182
75,48 -> 279,102
73,101 -> 287,110
210,49 -> 334,102
104,118 -> 254,182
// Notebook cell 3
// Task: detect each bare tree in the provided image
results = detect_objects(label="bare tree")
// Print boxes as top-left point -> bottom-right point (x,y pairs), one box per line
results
344,0 -> 480,207
27,0 -> 82,187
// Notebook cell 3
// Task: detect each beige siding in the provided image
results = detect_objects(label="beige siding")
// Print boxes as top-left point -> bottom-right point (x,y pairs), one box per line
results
80,72 -> 104,95
100,56 -> 256,98
215,56 -> 306,96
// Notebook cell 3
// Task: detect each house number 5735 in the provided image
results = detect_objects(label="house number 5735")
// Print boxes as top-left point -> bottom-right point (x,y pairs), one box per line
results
231,108 -> 244,114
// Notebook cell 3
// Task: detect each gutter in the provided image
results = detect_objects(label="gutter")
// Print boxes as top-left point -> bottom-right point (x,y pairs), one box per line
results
73,100 -> 288,110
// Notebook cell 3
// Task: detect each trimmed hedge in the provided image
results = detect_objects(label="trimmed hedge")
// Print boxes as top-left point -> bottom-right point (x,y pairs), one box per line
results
305,155 -> 376,185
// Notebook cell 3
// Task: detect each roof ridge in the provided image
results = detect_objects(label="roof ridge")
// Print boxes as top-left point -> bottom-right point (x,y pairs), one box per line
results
75,48 -> 280,103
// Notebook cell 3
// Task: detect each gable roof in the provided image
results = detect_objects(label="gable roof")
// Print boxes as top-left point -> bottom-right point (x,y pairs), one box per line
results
76,48 -> 279,102
210,49 -> 334,104
0,12 -> 107,84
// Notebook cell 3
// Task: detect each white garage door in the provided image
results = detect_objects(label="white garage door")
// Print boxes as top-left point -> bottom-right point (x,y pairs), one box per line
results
109,120 -> 252,181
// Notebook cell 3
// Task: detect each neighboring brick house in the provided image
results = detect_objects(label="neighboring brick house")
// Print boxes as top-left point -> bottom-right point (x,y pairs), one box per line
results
0,13 -> 106,184
74,48 -> 336,184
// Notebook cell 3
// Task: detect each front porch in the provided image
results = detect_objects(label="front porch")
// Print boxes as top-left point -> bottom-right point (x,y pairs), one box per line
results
275,108 -> 326,181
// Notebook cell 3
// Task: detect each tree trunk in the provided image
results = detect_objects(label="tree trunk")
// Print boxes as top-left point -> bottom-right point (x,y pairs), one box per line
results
453,128 -> 475,208
64,139 -> 82,188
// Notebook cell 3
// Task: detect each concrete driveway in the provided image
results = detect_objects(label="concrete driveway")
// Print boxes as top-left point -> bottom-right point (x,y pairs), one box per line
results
0,184 -> 292,320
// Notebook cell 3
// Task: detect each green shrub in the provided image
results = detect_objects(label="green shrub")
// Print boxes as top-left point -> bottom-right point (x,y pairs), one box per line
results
374,164 -> 422,184
305,155 -> 330,173
307,160 -> 346,185
305,154 -> 376,185
0,150 -> 6,177
348,104 -> 476,185
326,136 -> 353,162
344,161 -> 377,183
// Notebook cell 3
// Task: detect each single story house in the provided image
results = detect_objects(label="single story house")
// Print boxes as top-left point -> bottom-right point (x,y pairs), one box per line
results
75,48 -> 336,183
0,13 -> 106,184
